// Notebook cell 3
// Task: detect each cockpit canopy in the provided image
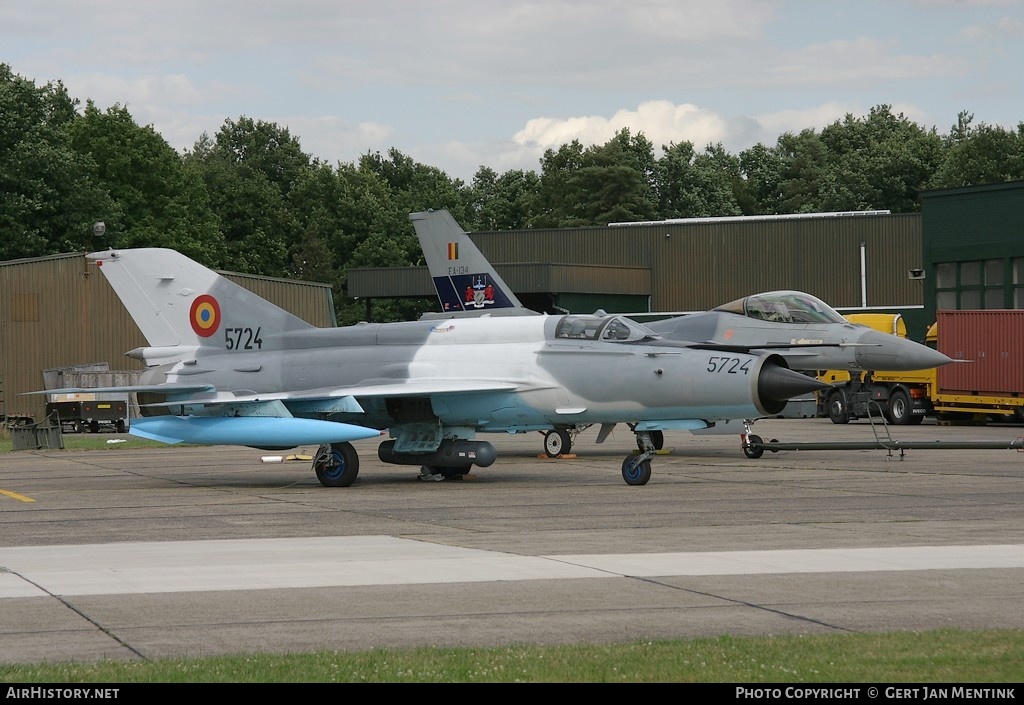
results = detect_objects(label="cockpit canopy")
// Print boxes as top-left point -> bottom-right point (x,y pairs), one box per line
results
714,291 -> 847,324
555,314 -> 654,342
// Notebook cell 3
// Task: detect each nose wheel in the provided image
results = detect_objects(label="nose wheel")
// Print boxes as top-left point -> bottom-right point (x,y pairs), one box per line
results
742,433 -> 765,458
740,419 -> 777,459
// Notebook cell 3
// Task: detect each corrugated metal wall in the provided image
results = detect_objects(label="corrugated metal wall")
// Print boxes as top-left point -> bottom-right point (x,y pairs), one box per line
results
223,271 -> 336,327
0,253 -> 334,423
468,212 -> 923,311
347,263 -> 652,299
351,213 -> 922,313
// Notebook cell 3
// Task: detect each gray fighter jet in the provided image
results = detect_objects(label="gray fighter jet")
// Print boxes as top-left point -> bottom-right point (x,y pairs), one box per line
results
410,209 -> 952,456
30,240 -> 827,486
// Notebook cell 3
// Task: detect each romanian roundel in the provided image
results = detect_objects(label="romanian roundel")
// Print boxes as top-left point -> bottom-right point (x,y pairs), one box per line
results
190,294 -> 221,337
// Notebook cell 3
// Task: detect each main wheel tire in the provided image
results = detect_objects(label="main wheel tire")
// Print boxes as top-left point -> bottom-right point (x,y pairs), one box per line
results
743,434 -> 765,459
315,442 -> 359,487
827,391 -> 850,424
887,389 -> 913,425
621,456 -> 652,486
544,429 -> 572,457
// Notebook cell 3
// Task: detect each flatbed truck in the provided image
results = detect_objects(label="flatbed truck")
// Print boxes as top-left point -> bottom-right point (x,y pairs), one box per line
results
818,310 -> 1024,425
45,398 -> 128,433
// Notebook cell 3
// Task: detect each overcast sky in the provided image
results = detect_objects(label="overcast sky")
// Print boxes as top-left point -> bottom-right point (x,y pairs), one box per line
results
4,0 -> 1022,183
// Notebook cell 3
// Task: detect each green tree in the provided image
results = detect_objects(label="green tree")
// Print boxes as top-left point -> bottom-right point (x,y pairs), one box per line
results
67,102 -> 223,261
0,64 -> 115,260
358,148 -> 468,222
209,117 -> 310,197
818,105 -> 942,212
532,139 -> 588,227
532,129 -> 657,226
345,149 -> 470,321
775,128 -> 829,213
188,118 -> 308,275
737,143 -> 785,215
290,160 -> 400,322
931,112 -> 1024,187
655,141 -> 742,218
462,166 -> 540,231
580,129 -> 658,224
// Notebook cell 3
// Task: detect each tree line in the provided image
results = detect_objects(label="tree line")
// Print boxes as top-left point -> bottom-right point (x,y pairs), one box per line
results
3,63 -> 1023,323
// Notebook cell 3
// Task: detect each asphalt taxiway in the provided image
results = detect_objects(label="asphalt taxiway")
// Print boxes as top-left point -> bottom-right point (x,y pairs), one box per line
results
1,417 -> 1022,664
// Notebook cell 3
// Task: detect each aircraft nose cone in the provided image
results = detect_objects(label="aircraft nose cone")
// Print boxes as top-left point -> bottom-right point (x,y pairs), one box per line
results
758,362 -> 830,404
854,331 -> 953,371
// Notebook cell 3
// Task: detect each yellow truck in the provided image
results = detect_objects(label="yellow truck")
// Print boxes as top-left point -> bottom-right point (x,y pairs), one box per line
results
818,310 -> 1024,425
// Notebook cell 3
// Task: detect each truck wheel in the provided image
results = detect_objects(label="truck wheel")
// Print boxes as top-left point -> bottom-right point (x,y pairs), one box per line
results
887,389 -> 913,425
827,391 -> 849,424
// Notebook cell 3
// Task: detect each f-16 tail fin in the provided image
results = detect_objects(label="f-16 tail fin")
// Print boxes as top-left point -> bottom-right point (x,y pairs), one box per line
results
89,248 -> 315,362
410,209 -> 539,317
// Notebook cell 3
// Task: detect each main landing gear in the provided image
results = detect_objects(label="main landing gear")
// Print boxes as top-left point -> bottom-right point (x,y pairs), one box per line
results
542,428 -> 572,457
313,442 -> 359,487
541,425 -> 593,457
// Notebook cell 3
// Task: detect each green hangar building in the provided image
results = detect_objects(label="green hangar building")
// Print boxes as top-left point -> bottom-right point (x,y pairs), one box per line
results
919,180 -> 1024,322
351,210 -> 927,329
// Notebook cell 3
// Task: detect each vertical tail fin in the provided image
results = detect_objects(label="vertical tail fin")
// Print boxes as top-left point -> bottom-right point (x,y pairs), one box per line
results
410,210 -> 538,316
90,248 -> 314,354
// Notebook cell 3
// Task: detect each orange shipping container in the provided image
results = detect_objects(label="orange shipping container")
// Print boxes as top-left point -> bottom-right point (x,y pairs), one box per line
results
936,310 -> 1024,395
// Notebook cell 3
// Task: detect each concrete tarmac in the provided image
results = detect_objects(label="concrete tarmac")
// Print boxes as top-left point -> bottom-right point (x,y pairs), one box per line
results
1,417 -> 1022,664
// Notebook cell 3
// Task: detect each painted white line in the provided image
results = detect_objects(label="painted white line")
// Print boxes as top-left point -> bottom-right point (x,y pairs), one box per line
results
1,538 -> 1021,598
548,545 -> 1024,576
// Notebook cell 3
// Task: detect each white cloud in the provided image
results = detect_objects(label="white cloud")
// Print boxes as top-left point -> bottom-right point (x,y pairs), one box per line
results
3,0 -> 1020,181
514,101 -> 733,151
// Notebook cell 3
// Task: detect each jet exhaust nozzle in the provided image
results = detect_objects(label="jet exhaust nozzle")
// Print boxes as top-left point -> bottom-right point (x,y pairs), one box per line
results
378,439 -> 497,468
757,358 -> 831,415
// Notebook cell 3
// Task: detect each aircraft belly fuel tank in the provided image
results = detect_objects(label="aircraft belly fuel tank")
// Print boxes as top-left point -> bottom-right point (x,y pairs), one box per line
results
377,439 -> 497,468
128,415 -> 384,448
